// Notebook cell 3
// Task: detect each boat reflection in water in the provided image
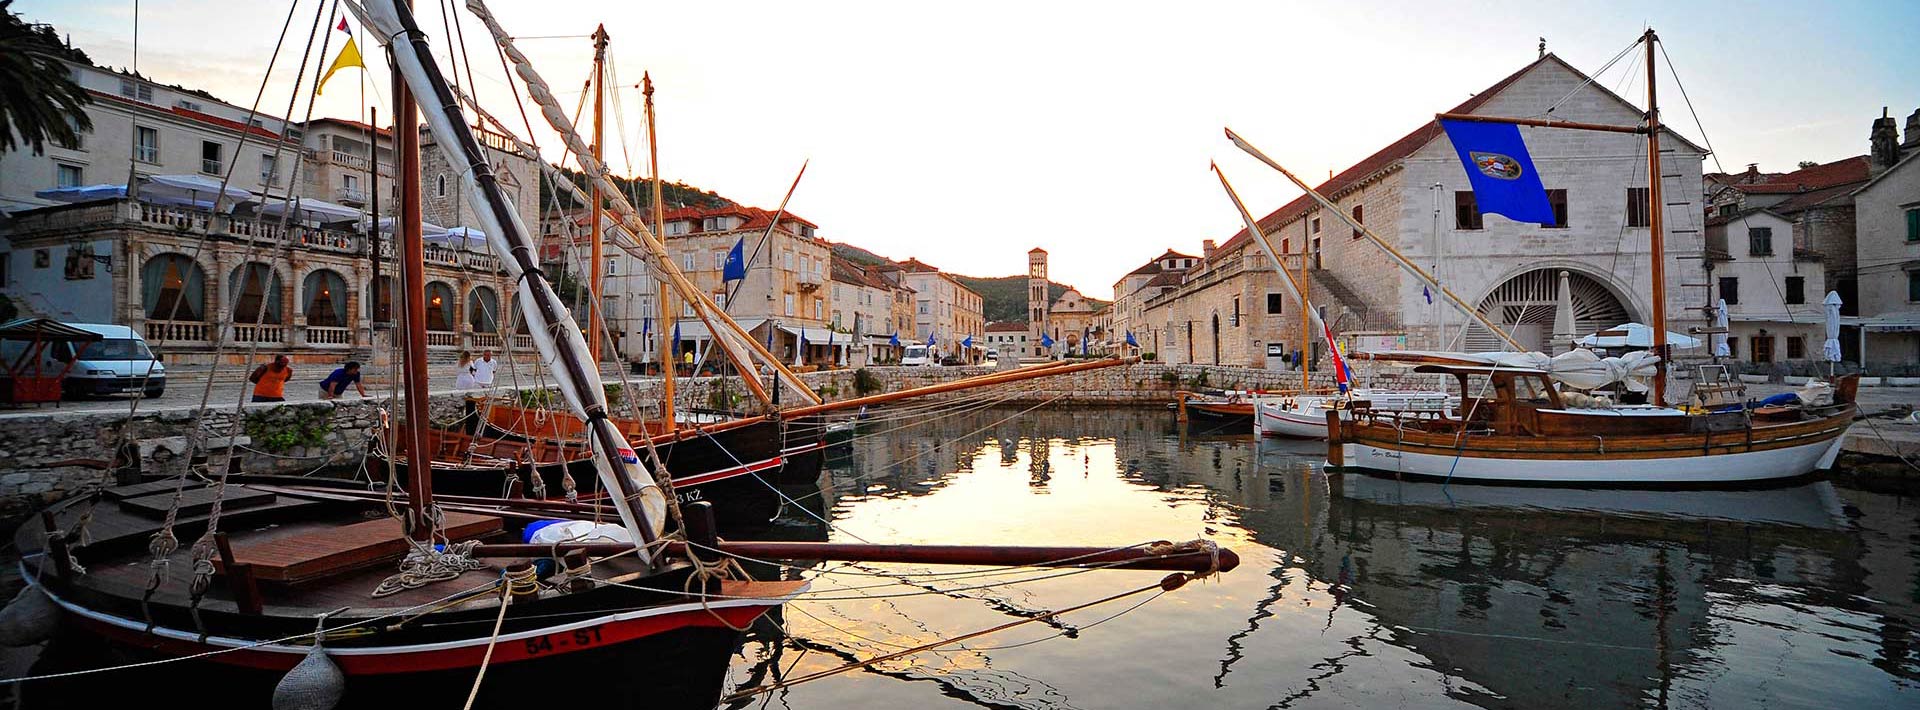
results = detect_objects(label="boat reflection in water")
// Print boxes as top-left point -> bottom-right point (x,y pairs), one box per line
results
719,407 -> 1918,710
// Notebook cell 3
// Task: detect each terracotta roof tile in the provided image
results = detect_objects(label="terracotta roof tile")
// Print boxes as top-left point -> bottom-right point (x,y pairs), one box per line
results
1722,156 -> 1870,196
659,204 -> 818,233
88,89 -> 283,141
986,322 -> 1029,332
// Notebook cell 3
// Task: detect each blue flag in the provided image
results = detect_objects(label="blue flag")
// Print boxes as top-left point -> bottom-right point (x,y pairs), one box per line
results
722,237 -> 746,281
1081,328 -> 1090,355
1439,119 -> 1555,225
671,322 -> 681,349
800,327 -> 808,346
889,331 -> 901,347
1125,330 -> 1138,347
641,316 -> 651,336
1422,284 -> 1433,304
961,334 -> 973,350
926,333 -> 936,347
1040,332 -> 1054,348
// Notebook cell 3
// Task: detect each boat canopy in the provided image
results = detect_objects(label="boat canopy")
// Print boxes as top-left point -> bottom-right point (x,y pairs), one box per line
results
1367,348 -> 1660,392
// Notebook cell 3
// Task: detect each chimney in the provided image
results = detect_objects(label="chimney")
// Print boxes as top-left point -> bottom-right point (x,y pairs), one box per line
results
1744,163 -> 1758,181
1905,107 -> 1920,151
1870,106 -> 1902,174
1202,239 -> 1217,259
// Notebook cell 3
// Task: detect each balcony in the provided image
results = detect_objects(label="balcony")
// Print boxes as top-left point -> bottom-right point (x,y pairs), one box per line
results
302,325 -> 353,346
201,159 -> 223,175
229,324 -> 285,344
796,270 -> 825,292
6,199 -> 369,257
304,148 -> 395,177
425,331 -> 460,348
146,320 -> 210,344
336,186 -> 367,205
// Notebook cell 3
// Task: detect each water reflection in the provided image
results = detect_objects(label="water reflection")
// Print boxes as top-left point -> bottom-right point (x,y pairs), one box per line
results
728,406 -> 1920,710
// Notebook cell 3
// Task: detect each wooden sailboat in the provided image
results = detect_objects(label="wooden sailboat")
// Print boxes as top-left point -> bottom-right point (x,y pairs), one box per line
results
1226,29 -> 1857,484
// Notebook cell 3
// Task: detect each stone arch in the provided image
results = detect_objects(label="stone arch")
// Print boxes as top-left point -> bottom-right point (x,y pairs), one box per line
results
1463,263 -> 1640,352
301,268 -> 349,327
228,261 -> 285,324
140,253 -> 209,321
467,285 -> 500,333
424,280 -> 456,331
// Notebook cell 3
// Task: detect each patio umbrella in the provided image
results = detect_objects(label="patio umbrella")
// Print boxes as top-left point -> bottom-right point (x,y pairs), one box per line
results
257,197 -> 363,222
144,174 -> 256,205
34,183 -> 215,209
1712,299 -> 1730,357
1822,291 -> 1843,373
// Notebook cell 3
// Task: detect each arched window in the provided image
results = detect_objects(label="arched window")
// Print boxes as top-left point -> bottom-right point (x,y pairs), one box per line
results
468,286 -> 500,333
141,254 -> 206,321
302,269 -> 349,327
229,262 -> 284,324
424,281 -> 456,331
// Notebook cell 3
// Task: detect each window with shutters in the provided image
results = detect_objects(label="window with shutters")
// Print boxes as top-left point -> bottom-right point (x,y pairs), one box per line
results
1906,208 -> 1919,242
1546,189 -> 1568,227
1627,187 -> 1651,228
1749,227 -> 1774,256
1455,191 -> 1482,230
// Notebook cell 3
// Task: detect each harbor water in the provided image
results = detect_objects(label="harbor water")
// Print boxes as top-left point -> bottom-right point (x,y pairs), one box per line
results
721,406 -> 1919,709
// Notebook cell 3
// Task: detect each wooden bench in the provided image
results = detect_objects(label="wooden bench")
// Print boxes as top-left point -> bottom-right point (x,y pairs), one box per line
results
224,512 -> 502,585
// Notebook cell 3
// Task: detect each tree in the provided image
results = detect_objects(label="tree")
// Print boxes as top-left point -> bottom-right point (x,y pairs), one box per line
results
1797,160 -> 1819,170
0,1 -> 92,156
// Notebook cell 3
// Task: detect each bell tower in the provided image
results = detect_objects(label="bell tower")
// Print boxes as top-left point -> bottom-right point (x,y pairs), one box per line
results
1028,248 -> 1049,358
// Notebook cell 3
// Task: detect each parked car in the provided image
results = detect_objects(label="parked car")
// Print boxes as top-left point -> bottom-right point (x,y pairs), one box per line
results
56,323 -> 167,398
983,351 -> 999,367
900,345 -> 939,367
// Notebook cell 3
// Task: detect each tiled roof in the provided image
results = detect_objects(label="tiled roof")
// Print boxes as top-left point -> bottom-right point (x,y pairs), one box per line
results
88,89 -> 283,141
659,204 -> 818,232
1144,271 -> 1185,288
1721,156 -> 1869,195
986,321 -> 1029,332
892,258 -> 942,273
830,256 -> 898,290
1772,182 -> 1859,214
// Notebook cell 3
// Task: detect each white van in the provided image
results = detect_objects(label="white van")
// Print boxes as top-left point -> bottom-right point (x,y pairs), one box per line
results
900,344 -> 939,367
56,323 -> 167,398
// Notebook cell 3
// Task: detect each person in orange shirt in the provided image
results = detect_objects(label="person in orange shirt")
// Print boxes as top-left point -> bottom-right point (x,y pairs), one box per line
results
249,354 -> 293,402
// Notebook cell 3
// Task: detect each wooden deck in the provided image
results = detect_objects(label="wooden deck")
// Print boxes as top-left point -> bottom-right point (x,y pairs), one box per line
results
226,511 -> 503,584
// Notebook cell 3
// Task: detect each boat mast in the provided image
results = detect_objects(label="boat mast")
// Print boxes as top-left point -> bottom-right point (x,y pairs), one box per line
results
392,0 -> 434,543
1643,28 -> 1669,404
646,73 -> 675,431
1300,221 -> 1311,391
588,25 -> 608,363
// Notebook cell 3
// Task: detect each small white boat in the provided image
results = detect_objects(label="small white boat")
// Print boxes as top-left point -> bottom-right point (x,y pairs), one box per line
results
1255,390 -> 1454,439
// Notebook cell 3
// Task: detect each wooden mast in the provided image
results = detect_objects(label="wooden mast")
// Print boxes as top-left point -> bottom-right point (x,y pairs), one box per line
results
646,72 -> 674,431
588,25 -> 608,363
1300,224 -> 1311,391
1643,28 -> 1669,405
393,0 -> 434,543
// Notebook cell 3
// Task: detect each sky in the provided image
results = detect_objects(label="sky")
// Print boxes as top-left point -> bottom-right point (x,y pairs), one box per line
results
20,0 -> 1919,300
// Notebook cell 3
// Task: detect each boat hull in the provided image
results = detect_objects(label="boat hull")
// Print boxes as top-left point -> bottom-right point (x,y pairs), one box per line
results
1334,413 -> 1852,485
1256,401 -> 1328,439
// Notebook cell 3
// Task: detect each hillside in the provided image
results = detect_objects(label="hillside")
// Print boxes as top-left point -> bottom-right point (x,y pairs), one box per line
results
827,245 -> 1102,323
539,168 -> 734,212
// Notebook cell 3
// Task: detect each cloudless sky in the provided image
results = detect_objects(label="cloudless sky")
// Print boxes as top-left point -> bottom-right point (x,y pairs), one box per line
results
21,1 -> 1918,299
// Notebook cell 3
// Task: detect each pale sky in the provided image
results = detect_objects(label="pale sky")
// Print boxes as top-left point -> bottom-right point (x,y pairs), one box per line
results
21,0 -> 1918,300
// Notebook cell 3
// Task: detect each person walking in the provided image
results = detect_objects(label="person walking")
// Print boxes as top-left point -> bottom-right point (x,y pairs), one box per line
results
472,349 -> 497,388
318,361 -> 367,400
249,355 -> 293,403
454,351 -> 477,390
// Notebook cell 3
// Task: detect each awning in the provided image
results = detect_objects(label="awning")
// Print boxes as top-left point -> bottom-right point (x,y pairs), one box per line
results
145,174 -> 256,203
671,318 -> 769,341
256,197 -> 363,221
778,324 -> 854,346
1851,312 -> 1920,333
429,226 -> 487,247
0,318 -> 103,343
1576,322 -> 1702,349
370,216 -> 450,237
34,183 -> 214,209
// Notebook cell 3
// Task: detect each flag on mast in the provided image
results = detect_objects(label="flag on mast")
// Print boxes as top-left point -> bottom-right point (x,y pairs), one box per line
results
1438,119 -> 1555,225
316,18 -> 365,96
1125,330 -> 1138,347
722,237 -> 746,281
1321,322 -> 1353,394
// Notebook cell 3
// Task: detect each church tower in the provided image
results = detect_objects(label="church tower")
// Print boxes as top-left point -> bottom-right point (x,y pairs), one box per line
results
1027,248 -> 1049,358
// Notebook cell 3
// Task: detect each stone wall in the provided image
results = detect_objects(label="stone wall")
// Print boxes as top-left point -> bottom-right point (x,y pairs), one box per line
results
0,362 -> 1342,517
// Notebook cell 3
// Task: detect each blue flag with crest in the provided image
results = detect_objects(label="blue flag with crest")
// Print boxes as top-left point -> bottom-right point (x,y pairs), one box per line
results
1040,332 -> 1054,349
1125,330 -> 1138,347
722,238 -> 746,281
889,331 -> 900,347
1439,119 -> 1555,226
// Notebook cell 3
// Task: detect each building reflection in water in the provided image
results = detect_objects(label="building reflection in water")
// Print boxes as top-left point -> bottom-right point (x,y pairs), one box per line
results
720,406 -> 1919,710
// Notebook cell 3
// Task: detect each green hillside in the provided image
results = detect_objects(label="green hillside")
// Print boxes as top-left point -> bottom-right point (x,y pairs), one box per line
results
825,244 -> 1101,323
539,168 -> 733,212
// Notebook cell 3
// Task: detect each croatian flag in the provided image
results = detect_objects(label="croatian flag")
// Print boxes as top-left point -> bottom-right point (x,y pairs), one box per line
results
1439,119 -> 1555,225
1322,322 -> 1353,394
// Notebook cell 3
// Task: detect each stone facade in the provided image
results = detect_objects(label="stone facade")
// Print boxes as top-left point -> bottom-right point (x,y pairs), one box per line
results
1704,208 -> 1827,367
1853,140 -> 1920,367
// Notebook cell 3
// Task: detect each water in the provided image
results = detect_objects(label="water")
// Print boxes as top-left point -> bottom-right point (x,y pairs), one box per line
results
718,407 -> 1920,709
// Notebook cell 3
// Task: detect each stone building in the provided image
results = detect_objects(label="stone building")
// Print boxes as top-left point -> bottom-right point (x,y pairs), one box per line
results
831,255 -> 912,365
1107,248 -> 1196,352
1145,53 -> 1709,366
646,204 -> 842,367
1026,248 -> 1049,358
1703,207 -> 1826,365
1045,287 -> 1102,354
984,321 -> 1029,360
1852,107 -> 1920,366
879,258 -> 985,361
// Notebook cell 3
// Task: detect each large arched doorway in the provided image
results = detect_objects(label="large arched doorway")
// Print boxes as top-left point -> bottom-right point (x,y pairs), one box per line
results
1465,268 -> 1633,352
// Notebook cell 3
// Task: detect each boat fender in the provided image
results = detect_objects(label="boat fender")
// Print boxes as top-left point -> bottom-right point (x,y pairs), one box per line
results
272,643 -> 345,710
0,585 -> 59,646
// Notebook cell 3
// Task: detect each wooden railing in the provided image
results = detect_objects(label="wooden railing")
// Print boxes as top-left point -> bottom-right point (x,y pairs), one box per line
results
146,320 -> 210,343
304,325 -> 353,345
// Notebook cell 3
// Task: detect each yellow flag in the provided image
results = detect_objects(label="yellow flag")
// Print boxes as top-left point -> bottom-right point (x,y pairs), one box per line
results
316,36 -> 365,96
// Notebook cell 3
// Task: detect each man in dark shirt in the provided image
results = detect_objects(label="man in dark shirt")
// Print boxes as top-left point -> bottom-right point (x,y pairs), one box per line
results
318,361 -> 367,400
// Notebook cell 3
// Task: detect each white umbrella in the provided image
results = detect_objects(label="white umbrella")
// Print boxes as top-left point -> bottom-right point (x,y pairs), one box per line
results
1576,322 -> 1702,350
257,197 -> 363,222
369,216 -> 450,237
35,183 -> 216,209
428,226 -> 488,247
1822,291 -> 1843,367
1712,299 -> 1730,357
144,174 -> 256,205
